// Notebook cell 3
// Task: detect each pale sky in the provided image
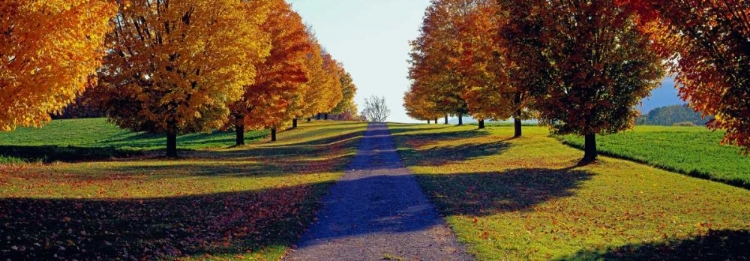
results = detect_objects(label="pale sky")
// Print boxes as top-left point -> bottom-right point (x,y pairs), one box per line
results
289,0 -> 430,123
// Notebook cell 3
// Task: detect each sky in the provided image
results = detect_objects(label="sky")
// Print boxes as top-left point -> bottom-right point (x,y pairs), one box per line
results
289,0 -> 683,123
289,0 -> 430,123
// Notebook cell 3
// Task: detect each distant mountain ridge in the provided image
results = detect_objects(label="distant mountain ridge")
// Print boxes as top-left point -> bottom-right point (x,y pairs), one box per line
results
638,77 -> 684,114
637,104 -> 711,126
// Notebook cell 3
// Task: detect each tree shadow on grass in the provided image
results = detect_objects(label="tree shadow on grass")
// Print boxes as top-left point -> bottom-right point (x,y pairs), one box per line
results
388,125 -> 488,141
397,141 -> 511,167
0,126 -> 362,164
99,154 -> 357,180
418,168 -> 594,216
556,229 -> 750,261
0,183 -> 335,260
0,145 -> 144,163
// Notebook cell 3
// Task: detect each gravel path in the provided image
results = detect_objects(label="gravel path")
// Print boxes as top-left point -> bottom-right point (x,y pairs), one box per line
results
284,123 -> 472,261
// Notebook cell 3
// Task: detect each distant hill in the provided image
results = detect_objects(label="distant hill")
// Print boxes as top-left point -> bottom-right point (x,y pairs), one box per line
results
637,104 -> 712,126
639,77 -> 684,114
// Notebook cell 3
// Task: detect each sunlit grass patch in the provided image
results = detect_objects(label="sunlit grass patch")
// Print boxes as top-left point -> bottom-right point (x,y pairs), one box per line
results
0,120 -> 367,260
389,123 -> 750,260
0,118 -> 268,163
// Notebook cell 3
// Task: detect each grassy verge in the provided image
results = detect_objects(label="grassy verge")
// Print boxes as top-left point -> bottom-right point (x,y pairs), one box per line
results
0,120 -> 367,260
557,126 -> 750,189
0,118 -> 267,163
389,123 -> 750,260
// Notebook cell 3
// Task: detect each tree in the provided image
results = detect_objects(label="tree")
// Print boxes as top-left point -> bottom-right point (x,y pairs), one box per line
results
408,0 -> 470,125
499,0 -> 546,137
404,87 -> 442,123
230,0 -> 311,145
617,0 -> 750,154
92,0 -> 270,157
455,0 -> 516,130
299,34 -> 342,123
0,0 -> 115,131
318,52 -> 344,119
330,66 -> 358,119
362,95 -> 390,123
532,0 -> 664,163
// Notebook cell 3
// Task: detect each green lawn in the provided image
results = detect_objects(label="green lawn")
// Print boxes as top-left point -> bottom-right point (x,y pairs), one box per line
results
389,123 -> 750,260
0,118 -> 267,163
557,126 -> 750,188
0,119 -> 368,260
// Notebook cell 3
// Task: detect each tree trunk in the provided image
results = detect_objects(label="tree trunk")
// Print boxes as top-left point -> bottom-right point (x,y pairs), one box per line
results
434,117 -> 438,124
458,113 -> 463,126
513,92 -> 523,137
478,120 -> 485,129
514,116 -> 522,138
316,113 -> 321,120
444,115 -> 449,125
307,118 -> 311,123
271,128 -> 277,142
166,121 -> 177,158
428,120 -> 431,124
292,118 -> 298,129
582,133 -> 598,164
235,115 -> 245,146
324,113 -> 328,120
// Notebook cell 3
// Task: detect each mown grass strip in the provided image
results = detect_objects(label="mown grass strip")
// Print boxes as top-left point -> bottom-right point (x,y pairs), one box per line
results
557,126 -> 750,189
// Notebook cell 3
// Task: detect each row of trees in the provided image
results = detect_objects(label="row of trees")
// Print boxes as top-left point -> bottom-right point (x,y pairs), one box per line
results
1,0 -> 358,157
404,0 -> 750,163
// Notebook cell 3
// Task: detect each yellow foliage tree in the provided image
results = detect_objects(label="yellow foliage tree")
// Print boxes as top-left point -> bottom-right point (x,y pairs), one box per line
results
301,35 -> 342,121
92,0 -> 270,157
0,0 -> 115,131
330,66 -> 359,120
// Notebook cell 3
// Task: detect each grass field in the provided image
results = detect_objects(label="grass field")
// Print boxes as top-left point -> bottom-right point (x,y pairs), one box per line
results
558,126 -> 750,188
0,119 -> 367,260
0,118 -> 267,163
389,123 -> 750,260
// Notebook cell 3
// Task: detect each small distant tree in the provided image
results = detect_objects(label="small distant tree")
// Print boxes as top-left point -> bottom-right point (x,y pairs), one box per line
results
361,95 -> 390,122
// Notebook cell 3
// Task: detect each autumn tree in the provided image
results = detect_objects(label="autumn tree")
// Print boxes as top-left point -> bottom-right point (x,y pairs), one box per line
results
330,66 -> 358,120
230,0 -> 311,145
532,0 -> 664,163
0,0 -> 115,131
617,0 -> 750,154
92,0 -> 270,157
497,0 -> 546,137
453,0 -> 517,130
300,33 -> 343,123
318,53 -> 344,120
404,87 -> 442,124
408,0 -> 470,126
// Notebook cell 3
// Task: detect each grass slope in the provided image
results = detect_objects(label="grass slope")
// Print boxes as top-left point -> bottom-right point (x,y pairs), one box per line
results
0,120 -> 368,260
389,123 -> 750,260
0,118 -> 267,163
557,126 -> 750,188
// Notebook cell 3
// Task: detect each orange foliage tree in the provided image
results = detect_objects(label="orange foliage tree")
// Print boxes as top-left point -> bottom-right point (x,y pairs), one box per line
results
618,0 -> 750,154
0,0 -> 115,131
230,0 -> 311,145
408,0 -> 471,125
531,0 -> 664,163
454,0 -> 516,130
92,0 -> 270,157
